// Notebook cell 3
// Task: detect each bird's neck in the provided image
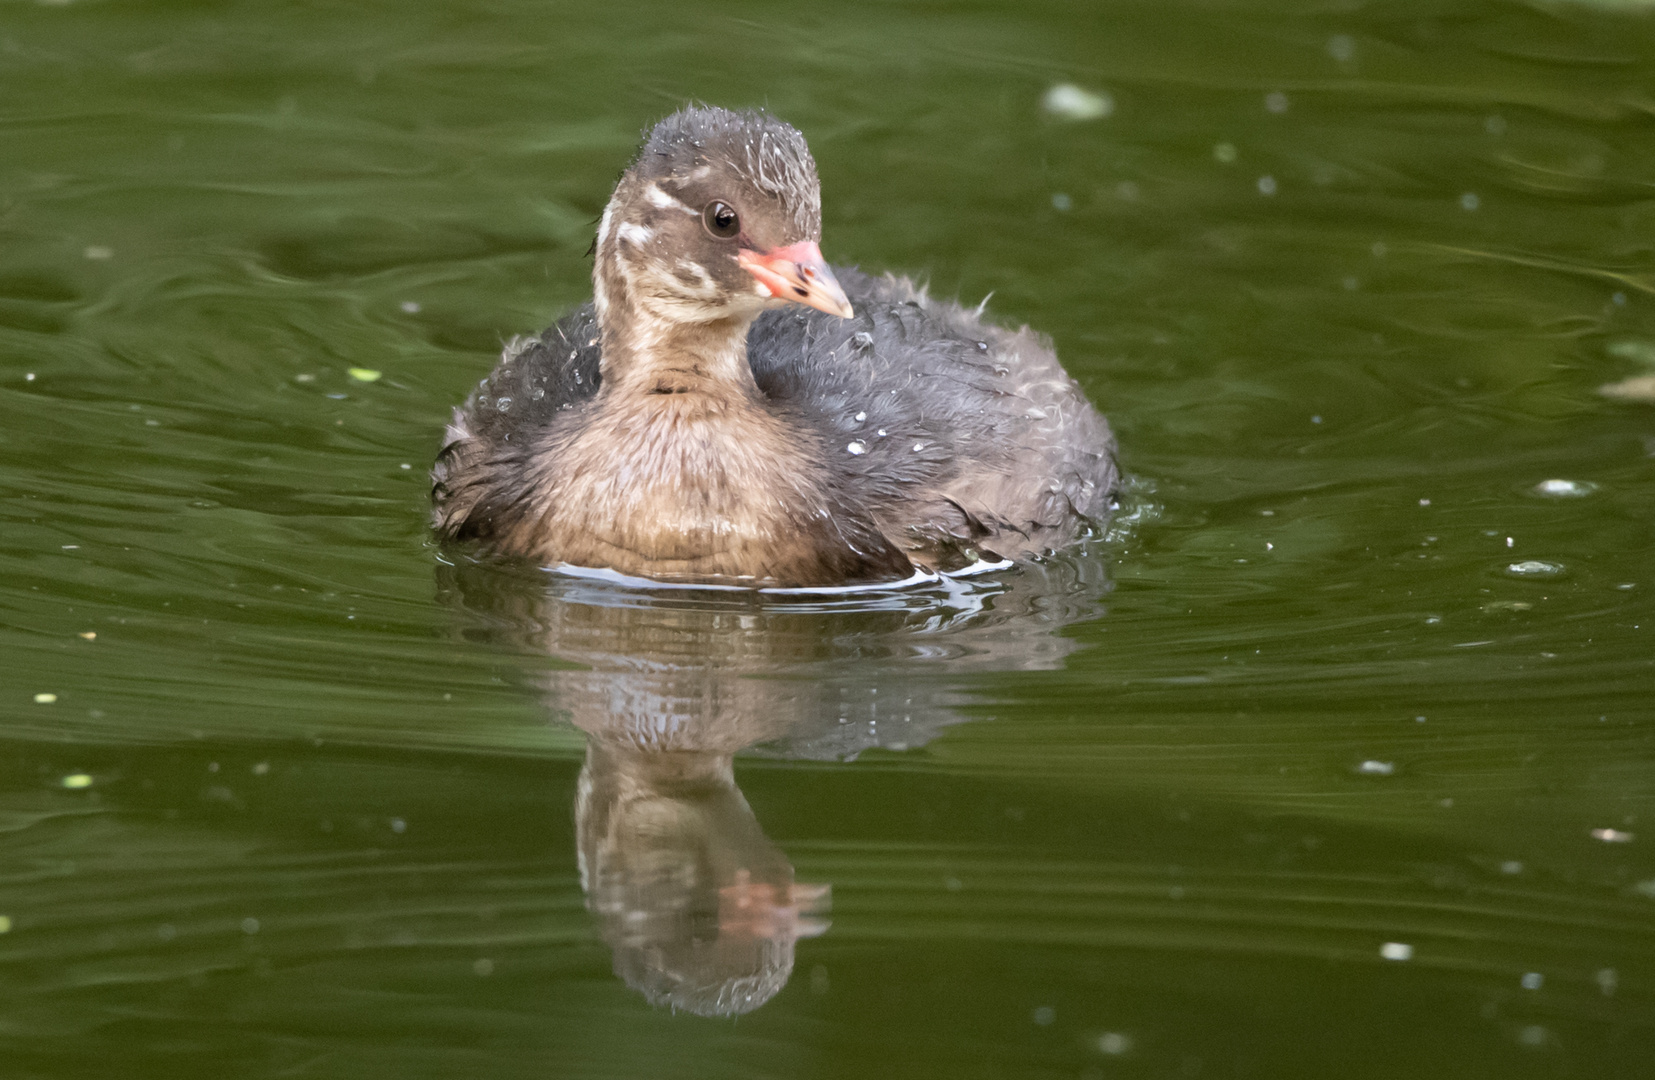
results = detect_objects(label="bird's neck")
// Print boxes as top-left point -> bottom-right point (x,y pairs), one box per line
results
593,255 -> 760,401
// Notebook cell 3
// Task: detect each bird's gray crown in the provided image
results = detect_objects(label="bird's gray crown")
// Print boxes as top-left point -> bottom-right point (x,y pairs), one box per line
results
630,105 -> 822,237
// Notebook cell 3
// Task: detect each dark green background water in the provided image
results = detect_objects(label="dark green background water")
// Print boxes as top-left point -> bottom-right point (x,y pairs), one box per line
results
3,0 -> 1654,1076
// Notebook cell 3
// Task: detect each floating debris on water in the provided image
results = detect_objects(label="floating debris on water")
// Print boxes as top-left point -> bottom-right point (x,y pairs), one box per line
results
83,246 -> 113,260
78,631 -> 95,640
1041,83 -> 1113,121
1501,860 -> 1524,875
1051,192 -> 1072,211
1507,560 -> 1563,577
1097,1032 -> 1133,1055
61,773 -> 92,789
1214,142 -> 1238,163
1482,600 -> 1531,612
1460,192 -> 1480,211
400,301 -> 421,313
1357,760 -> 1395,776
1533,479 -> 1595,497
1591,827 -> 1634,843
1520,972 -> 1544,990
33,693 -> 56,704
1597,968 -> 1619,996
0,915 -> 11,934
1257,175 -> 1277,196
1600,375 -> 1655,402
347,367 -> 382,382
1380,942 -> 1413,961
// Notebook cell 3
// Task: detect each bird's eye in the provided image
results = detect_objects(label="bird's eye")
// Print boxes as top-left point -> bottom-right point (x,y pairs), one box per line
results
702,201 -> 740,239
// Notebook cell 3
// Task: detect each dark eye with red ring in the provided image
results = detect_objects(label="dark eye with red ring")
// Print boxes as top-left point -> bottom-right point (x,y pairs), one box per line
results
702,201 -> 740,239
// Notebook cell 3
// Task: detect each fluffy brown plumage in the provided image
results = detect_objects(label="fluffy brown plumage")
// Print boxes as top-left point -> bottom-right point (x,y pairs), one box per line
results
433,106 -> 1117,587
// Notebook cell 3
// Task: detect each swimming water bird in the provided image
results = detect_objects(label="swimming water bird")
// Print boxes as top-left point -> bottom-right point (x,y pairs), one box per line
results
432,106 -> 1117,587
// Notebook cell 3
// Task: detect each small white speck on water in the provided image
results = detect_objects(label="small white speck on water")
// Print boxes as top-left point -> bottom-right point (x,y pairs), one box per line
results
25,372 -> 36,382
1597,968 -> 1619,995
1265,542 -> 1273,551
1501,860 -> 1524,874
1415,715 -> 1427,723
1051,192 -> 1073,211
1032,1006 -> 1056,1026
34,693 -> 57,704
1041,83 -> 1113,121
1518,1025 -> 1549,1048
1357,760 -> 1395,776
1265,91 -> 1289,113
846,441 -> 866,455
1460,192 -> 1480,211
1310,414 -> 1322,424
1508,560 -> 1563,578
1612,291 -> 1626,305
390,818 -> 406,834
347,367 -> 381,382
854,411 -> 866,422
241,917 -> 260,935
1419,498 -> 1430,506
84,246 -> 113,260
1257,175 -> 1277,196
399,463 -> 411,470
1506,536 -> 1515,548
400,301 -> 421,313
1097,1032 -> 1133,1055
1380,942 -> 1413,961
1327,34 -> 1355,61
1521,972 -> 1544,990
61,773 -> 92,789
1213,141 -> 1237,164
0,916 -> 11,934
1534,478 -> 1594,497
252,761 -> 269,775
1592,828 -> 1634,843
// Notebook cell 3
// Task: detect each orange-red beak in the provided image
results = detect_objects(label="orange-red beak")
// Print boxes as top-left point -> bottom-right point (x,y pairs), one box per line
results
738,240 -> 854,319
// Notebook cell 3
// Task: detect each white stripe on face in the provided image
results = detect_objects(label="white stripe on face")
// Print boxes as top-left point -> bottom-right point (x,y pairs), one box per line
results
645,184 -> 697,214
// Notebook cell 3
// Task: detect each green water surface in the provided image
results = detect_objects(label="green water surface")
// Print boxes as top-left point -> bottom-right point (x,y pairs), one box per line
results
2,0 -> 1654,1077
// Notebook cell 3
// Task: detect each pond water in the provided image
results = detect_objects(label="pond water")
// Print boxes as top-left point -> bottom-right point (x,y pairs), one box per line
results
3,0 -> 1654,1076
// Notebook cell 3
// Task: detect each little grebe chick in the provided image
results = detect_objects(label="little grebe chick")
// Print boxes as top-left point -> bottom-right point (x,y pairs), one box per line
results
432,106 -> 1117,587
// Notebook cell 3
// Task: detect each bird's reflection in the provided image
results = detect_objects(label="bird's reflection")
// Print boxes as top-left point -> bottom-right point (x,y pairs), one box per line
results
439,555 -> 1107,1015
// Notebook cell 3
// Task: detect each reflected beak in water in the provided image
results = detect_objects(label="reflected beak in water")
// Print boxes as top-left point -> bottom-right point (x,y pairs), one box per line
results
719,871 -> 833,940
738,240 -> 855,319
